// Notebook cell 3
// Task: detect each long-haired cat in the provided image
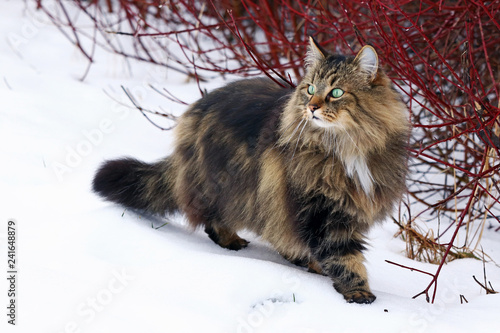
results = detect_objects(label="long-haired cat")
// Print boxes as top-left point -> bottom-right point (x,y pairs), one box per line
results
93,37 -> 410,304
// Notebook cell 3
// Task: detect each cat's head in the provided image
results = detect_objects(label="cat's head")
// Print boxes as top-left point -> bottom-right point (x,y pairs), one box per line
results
281,37 -> 408,153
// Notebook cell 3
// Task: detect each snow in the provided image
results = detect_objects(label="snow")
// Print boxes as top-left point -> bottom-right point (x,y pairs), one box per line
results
1,1 -> 499,333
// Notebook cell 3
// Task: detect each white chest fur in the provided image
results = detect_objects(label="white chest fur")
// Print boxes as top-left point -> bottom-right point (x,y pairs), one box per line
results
343,155 -> 373,195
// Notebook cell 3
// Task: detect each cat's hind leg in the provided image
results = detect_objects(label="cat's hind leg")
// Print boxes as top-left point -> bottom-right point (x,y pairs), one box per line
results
307,259 -> 325,275
204,225 -> 249,251
281,253 -> 326,275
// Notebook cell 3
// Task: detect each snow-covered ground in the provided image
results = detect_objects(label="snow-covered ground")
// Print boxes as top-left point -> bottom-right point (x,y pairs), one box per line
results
1,1 -> 500,332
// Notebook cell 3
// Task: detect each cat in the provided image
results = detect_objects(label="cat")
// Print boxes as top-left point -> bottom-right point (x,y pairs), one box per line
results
93,37 -> 410,304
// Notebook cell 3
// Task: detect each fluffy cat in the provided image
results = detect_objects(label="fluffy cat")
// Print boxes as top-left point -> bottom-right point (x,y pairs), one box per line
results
93,37 -> 410,304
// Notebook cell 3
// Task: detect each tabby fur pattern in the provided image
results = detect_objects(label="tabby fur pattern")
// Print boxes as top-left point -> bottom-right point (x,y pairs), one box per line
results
93,38 -> 410,304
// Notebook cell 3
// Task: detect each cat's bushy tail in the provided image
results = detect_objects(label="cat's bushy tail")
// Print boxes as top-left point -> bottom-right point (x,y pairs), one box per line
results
92,157 -> 178,215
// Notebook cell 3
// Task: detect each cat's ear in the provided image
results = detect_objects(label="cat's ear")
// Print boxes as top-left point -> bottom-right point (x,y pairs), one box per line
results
354,45 -> 379,82
305,36 -> 326,68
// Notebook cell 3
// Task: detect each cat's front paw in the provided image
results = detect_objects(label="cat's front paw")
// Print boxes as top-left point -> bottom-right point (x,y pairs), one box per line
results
344,290 -> 376,304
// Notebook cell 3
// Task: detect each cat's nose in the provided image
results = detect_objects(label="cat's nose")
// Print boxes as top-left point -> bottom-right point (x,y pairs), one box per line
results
309,104 -> 320,111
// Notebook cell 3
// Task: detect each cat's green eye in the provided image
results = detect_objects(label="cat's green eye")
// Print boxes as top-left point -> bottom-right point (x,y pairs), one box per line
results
331,88 -> 344,98
307,85 -> 315,95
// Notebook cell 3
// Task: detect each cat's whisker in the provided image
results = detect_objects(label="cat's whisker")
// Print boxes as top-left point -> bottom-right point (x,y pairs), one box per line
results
326,128 -> 332,160
284,118 -> 305,145
320,127 -> 335,156
337,122 -> 361,155
273,118 -> 306,162
322,127 -> 330,148
328,128 -> 335,155
275,118 -> 301,149
291,119 -> 309,160
279,118 -> 305,155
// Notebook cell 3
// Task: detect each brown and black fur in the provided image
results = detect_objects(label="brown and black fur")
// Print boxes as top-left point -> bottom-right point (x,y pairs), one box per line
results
93,38 -> 410,304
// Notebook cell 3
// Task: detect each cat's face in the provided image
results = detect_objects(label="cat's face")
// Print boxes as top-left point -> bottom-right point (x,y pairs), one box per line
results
297,40 -> 380,132
280,38 -> 408,155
